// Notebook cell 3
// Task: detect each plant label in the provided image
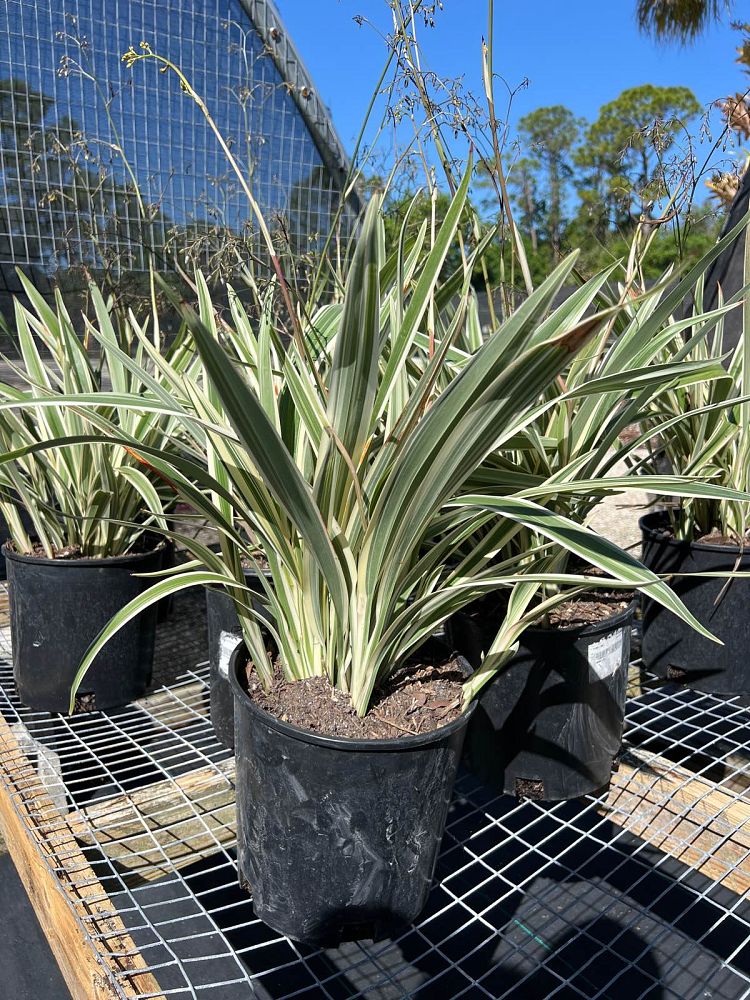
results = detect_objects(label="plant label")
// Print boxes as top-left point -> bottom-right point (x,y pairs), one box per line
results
218,630 -> 243,679
11,722 -> 67,813
588,628 -> 625,680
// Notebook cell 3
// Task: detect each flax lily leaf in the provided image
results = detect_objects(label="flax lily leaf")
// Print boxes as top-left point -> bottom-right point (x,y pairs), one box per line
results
450,494 -> 721,643
160,283 -> 350,626
68,571 -> 269,711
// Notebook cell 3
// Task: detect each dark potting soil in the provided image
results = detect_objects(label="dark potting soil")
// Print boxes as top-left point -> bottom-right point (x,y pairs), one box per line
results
461,586 -> 631,630
18,541 -> 85,559
544,593 -> 632,628
7,537 -> 161,560
240,553 -> 270,571
650,521 -> 750,548
73,692 -> 97,714
514,777 -> 546,800
244,658 -> 466,739
694,530 -> 750,547
458,560 -> 631,629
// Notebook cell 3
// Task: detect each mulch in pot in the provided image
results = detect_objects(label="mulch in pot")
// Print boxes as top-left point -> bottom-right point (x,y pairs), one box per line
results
544,593 -> 632,628
8,537 -> 162,559
244,657 -> 466,740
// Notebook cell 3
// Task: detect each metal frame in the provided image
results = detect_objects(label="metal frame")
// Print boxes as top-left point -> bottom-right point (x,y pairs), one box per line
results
0,591 -> 749,998
243,0 -> 362,216
0,0 -> 359,323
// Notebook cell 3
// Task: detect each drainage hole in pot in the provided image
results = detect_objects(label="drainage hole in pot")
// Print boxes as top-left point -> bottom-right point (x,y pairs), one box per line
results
667,666 -> 689,682
515,778 -> 545,800
73,692 -> 96,714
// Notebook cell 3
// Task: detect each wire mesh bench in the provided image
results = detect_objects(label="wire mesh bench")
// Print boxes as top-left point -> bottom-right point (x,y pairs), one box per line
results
0,583 -> 749,1000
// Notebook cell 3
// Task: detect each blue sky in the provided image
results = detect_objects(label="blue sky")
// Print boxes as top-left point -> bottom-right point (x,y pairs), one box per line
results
279,0 -> 746,170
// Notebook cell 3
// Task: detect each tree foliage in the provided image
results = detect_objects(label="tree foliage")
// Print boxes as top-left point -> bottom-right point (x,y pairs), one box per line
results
636,0 -> 732,41
575,84 -> 701,231
380,81 -> 719,296
515,106 -> 583,253
499,85 -> 709,287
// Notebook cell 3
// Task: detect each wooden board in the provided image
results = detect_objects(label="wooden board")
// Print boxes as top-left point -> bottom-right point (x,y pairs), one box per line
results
69,759 -> 236,885
625,728 -> 750,798
68,743 -> 750,901
0,714 -> 163,1000
602,747 -> 750,895
137,680 -> 210,732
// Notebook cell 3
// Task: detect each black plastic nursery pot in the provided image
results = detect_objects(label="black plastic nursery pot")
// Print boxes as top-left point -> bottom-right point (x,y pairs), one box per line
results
156,538 -> 176,624
4,541 -> 165,713
449,600 -> 635,801
205,568 -> 269,749
640,509 -> 750,694
228,643 -> 475,946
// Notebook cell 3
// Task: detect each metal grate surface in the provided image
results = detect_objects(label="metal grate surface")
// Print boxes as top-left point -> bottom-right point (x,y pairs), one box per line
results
0,593 -> 749,999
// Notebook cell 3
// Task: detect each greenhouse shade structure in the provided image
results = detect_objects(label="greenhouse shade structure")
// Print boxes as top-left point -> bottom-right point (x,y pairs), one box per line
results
0,0 -> 358,322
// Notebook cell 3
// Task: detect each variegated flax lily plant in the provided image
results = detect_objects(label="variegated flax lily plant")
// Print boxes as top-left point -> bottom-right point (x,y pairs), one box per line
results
0,276 -> 200,558
635,224 -> 750,543
7,170 -> 746,715
432,212 -> 750,695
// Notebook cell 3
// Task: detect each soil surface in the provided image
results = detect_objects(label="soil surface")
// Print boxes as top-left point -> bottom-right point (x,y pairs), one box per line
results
544,593 -> 632,627
244,657 -> 467,739
73,692 -> 97,713
515,778 -> 545,800
695,530 -> 750,548
241,553 -> 270,572
22,542 -> 84,559
458,578 -> 632,630
7,538 -> 161,559
650,522 -> 750,548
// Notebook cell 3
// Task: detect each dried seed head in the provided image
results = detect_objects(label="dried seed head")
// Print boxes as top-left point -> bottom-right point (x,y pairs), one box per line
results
706,170 -> 741,206
717,92 -> 750,140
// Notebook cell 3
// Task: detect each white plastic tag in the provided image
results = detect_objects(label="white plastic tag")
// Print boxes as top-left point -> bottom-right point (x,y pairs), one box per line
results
218,631 -> 243,679
588,628 -> 625,680
11,722 -> 67,814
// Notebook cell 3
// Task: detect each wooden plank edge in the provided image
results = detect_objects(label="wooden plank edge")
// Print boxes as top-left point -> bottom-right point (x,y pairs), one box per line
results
68,759 -> 236,885
136,680 -> 208,716
0,714 -> 163,1000
600,747 -> 750,895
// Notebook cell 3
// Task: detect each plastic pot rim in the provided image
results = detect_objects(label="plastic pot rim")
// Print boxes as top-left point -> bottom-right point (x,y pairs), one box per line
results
229,643 -> 476,753
520,598 -> 638,640
205,565 -> 273,593
639,509 -> 750,557
2,538 -> 167,569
